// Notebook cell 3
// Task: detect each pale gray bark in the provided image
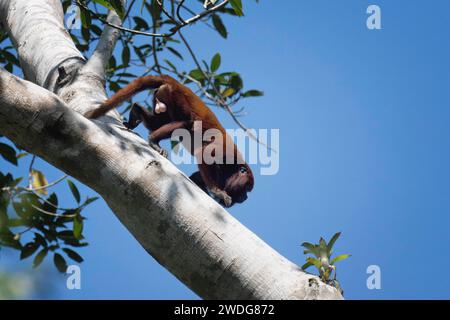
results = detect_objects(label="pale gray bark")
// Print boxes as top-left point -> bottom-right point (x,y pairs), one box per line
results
0,0 -> 343,299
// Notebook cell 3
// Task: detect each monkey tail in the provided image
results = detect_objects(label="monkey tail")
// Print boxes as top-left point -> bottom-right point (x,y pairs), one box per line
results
85,75 -> 167,119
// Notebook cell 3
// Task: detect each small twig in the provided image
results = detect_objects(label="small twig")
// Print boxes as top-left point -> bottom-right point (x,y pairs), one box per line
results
176,0 -> 215,31
27,155 -> 36,189
77,0 -> 167,37
26,175 -> 68,192
76,0 -> 229,38
16,227 -> 33,236
123,0 -> 136,21
32,205 -> 79,218
176,0 -> 187,23
157,0 -> 178,23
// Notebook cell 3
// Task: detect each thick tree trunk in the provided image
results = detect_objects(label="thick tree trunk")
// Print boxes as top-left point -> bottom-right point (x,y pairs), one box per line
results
0,0 -> 342,299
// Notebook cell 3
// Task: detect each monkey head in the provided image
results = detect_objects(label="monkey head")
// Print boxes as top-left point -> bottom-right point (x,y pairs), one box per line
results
221,163 -> 254,206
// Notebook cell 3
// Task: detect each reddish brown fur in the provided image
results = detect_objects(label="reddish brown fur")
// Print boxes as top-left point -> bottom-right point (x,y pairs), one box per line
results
86,75 -> 254,207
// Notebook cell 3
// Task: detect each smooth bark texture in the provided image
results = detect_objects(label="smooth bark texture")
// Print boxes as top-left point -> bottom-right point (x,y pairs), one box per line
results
0,0 -> 342,299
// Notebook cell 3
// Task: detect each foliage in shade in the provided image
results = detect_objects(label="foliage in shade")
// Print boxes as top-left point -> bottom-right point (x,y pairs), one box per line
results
0,139 -> 98,273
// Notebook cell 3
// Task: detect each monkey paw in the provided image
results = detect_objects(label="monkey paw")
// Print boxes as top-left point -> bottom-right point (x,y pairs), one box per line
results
123,119 -> 141,130
159,148 -> 169,158
222,194 -> 233,208
210,189 -> 232,208
149,142 -> 168,158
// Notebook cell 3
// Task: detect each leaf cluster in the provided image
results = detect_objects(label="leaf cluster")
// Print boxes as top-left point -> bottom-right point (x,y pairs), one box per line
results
301,232 -> 351,294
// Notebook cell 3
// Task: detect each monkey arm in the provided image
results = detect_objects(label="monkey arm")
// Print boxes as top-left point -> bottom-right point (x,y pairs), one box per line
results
189,171 -> 208,193
85,76 -> 167,119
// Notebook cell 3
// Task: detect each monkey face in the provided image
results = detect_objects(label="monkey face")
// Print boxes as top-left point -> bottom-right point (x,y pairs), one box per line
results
223,164 -> 254,206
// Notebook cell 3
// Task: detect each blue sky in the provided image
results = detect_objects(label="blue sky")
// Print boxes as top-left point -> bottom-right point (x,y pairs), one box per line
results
2,0 -> 450,299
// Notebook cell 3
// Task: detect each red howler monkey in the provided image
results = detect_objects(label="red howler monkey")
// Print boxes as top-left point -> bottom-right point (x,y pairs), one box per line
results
85,75 -> 254,207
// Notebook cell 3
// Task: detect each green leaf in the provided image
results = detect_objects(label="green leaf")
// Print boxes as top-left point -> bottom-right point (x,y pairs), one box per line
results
79,5 -> 91,29
34,232 -> 47,248
0,142 -> 17,165
67,180 -> 81,203
210,53 -> 221,73
4,63 -> 12,72
2,50 -> 19,65
301,241 -> 314,249
63,239 -> 88,247
327,232 -> 341,252
306,257 -> 322,270
301,261 -> 313,270
167,47 -> 183,60
229,0 -> 244,16
301,242 -> 320,258
58,230 -> 76,240
92,0 -> 125,19
42,193 -> 58,214
31,170 -> 48,195
132,46 -> 146,64
133,16 -> 149,30
122,45 -> 130,66
164,59 -> 178,72
83,197 -> 99,207
33,248 -> 48,268
90,25 -> 103,36
73,214 -> 83,240
110,81 -> 121,92
189,69 -> 205,81
242,90 -> 264,97
20,242 -> 39,260
212,14 -> 227,38
331,254 -> 351,265
13,193 -> 41,218
7,218 -> 26,227
230,74 -> 243,90
63,248 -> 84,263
53,253 -> 68,273
319,237 -> 327,250
222,88 -> 235,97
0,229 -> 21,250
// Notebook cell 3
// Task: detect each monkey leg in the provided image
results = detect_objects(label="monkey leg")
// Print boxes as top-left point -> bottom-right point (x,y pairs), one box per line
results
123,103 -> 146,130
148,121 -> 191,158
124,103 -> 171,131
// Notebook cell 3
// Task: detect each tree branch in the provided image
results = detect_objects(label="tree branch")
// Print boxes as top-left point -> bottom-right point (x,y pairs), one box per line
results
84,6 -> 123,79
0,68 -> 342,299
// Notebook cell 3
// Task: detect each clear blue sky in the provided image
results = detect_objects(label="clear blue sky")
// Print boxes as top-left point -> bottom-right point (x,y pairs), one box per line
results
2,0 -> 450,299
